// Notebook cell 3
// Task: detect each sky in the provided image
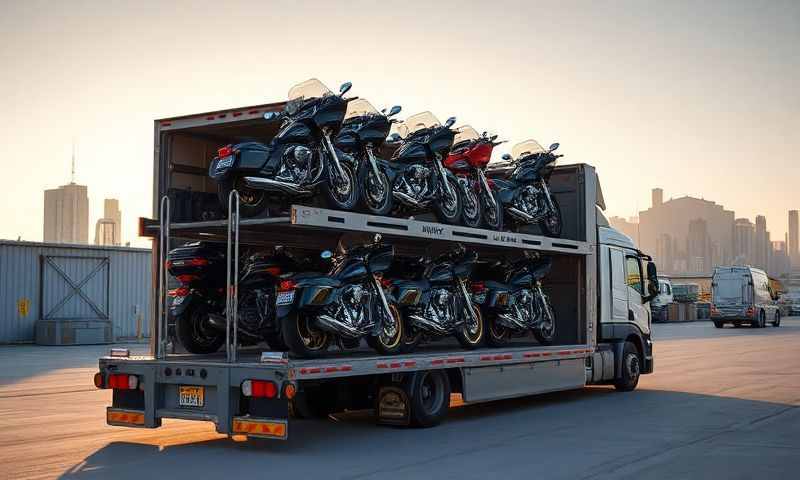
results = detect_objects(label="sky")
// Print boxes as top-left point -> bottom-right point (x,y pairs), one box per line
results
0,0 -> 798,247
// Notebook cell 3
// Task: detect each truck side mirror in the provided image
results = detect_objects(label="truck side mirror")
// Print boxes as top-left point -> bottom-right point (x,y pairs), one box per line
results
644,261 -> 659,302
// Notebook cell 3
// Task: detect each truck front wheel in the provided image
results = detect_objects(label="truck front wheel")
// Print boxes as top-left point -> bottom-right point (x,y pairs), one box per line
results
614,341 -> 641,392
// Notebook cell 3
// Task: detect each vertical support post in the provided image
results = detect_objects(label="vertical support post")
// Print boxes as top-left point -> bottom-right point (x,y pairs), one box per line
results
226,191 -> 240,363
157,195 -> 170,359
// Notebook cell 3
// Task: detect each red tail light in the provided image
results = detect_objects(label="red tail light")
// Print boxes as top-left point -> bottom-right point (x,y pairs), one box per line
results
189,258 -> 209,266
168,286 -> 190,298
278,279 -> 297,292
265,267 -> 282,276
470,281 -> 486,293
107,374 -> 139,390
176,274 -> 199,283
381,278 -> 393,289
165,260 -> 172,269
217,145 -> 233,158
241,379 -> 277,398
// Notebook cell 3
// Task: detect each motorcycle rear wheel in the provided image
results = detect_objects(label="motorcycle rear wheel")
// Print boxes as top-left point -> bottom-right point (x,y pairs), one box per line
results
367,304 -> 404,355
280,311 -> 331,358
358,164 -> 393,216
455,304 -> 484,349
538,196 -> 563,238
323,162 -> 360,211
485,312 -> 511,347
432,177 -> 463,225
175,304 -> 225,354
218,177 -> 269,218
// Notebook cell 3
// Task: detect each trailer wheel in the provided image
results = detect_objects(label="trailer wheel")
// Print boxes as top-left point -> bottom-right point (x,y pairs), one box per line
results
713,321 -> 724,328
614,341 -> 641,392
405,370 -> 451,427
772,311 -> 781,327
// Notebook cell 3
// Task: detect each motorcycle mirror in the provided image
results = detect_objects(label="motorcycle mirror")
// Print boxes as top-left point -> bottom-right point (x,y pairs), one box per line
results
263,111 -> 280,121
502,153 -> 512,161
549,142 -> 560,152
388,105 -> 402,117
339,81 -> 352,96
373,233 -> 382,243
444,117 -> 456,128
321,250 -> 333,259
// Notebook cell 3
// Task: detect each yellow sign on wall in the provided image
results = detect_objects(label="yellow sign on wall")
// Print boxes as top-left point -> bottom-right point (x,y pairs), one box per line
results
17,298 -> 30,317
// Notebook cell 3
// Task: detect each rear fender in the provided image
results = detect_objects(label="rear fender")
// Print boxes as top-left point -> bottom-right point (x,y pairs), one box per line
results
295,277 -> 341,308
169,292 -> 197,317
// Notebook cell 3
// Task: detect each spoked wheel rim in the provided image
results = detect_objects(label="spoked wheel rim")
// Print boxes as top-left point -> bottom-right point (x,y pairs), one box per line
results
484,198 -> 500,228
330,163 -> 357,205
297,314 -> 329,351
462,305 -> 484,344
234,177 -> 266,208
419,371 -> 446,414
626,353 -> 641,380
441,181 -> 459,218
489,315 -> 511,342
378,304 -> 403,349
366,170 -> 390,210
538,297 -> 556,339
462,184 -> 480,222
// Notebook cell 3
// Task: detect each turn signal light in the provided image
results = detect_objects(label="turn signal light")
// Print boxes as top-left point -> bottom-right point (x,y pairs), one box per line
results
241,380 -> 277,398
168,286 -> 190,297
278,279 -> 297,292
106,374 -> 139,390
218,145 -> 233,158
189,258 -> 209,266
470,281 -> 486,293
282,382 -> 297,400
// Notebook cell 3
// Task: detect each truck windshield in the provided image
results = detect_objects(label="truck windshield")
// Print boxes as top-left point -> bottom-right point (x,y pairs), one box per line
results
713,275 -> 747,303
511,139 -> 546,160
394,111 -> 441,138
344,99 -> 379,120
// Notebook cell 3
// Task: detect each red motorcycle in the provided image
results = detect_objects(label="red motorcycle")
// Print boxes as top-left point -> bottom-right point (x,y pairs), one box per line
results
443,126 -> 504,229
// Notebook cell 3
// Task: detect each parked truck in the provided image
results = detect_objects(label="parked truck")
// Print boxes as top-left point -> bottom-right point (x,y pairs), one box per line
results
710,266 -> 781,328
94,102 -> 658,439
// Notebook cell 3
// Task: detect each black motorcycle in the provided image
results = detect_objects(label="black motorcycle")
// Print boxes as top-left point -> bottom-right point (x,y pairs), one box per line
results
486,140 -> 563,236
168,243 -> 310,353
208,78 -> 360,217
368,111 -> 463,223
473,254 -> 556,346
387,246 -> 484,352
334,99 -> 402,215
276,237 -> 404,358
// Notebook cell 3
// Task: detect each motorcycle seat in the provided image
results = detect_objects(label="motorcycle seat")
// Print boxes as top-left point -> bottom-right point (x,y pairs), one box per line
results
294,274 -> 342,288
483,280 -> 509,292
390,279 -> 429,290
489,178 -> 515,190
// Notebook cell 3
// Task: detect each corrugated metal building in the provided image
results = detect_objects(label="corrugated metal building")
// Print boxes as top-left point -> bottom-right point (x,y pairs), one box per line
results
0,240 -> 152,344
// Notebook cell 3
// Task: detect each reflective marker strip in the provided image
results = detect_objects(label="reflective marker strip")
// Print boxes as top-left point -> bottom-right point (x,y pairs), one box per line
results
299,365 -> 352,376
232,417 -> 287,439
107,408 -> 145,426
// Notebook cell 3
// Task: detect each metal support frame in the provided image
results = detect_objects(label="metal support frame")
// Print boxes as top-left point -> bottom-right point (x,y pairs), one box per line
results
157,196 -> 170,359
226,191 -> 240,363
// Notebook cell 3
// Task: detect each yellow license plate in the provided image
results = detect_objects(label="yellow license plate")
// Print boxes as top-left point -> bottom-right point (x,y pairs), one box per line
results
178,385 -> 204,407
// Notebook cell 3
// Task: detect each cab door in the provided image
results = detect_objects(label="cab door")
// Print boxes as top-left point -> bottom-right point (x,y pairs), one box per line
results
609,248 -> 629,322
624,254 -> 650,335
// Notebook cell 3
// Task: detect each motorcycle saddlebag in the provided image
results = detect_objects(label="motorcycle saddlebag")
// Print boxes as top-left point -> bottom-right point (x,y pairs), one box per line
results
166,241 -> 226,280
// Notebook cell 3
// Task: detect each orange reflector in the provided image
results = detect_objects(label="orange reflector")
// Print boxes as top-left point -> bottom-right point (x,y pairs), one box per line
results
94,372 -> 104,389
283,382 -> 296,400
232,417 -> 287,439
107,409 -> 145,426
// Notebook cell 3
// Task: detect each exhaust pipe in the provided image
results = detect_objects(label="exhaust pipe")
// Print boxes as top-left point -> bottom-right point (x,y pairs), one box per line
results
393,191 -> 425,208
408,314 -> 449,335
243,176 -> 312,195
497,313 -> 527,330
315,314 -> 371,339
507,207 -> 535,222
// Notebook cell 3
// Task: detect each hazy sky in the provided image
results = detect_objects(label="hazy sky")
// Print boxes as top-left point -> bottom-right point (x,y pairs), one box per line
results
1,0 -> 798,247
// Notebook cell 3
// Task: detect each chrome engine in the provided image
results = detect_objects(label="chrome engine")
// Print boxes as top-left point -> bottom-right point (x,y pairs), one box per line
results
237,290 -> 272,338
316,284 -> 373,338
516,185 -> 541,217
275,145 -> 315,185
394,164 -> 432,206
409,288 -> 454,334
498,289 -> 535,330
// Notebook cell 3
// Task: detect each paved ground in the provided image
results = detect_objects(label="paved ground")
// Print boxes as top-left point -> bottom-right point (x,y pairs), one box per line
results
1,319 -> 798,479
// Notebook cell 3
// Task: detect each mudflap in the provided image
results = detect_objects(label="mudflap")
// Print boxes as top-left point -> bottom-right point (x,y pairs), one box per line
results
376,385 -> 410,426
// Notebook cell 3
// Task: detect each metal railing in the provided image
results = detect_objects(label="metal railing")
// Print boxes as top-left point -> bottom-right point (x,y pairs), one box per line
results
157,196 -> 170,359
225,191 -> 240,363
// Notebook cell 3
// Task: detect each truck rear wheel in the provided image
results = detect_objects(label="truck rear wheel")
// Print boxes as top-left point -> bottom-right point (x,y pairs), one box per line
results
405,370 -> 451,428
614,341 -> 641,392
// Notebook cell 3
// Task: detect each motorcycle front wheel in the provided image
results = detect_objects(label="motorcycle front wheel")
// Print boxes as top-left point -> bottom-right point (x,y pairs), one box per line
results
459,180 -> 483,228
432,177 -> 463,225
485,311 -> 511,347
218,177 -> 269,218
323,162 -> 360,211
358,164 -> 393,216
175,303 -> 225,354
280,311 -> 331,358
455,304 -> 484,349
539,196 -> 563,238
533,295 -> 556,345
367,303 -> 404,355
482,190 -> 504,231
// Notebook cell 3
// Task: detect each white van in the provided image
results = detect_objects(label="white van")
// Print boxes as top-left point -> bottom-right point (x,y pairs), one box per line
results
650,277 -> 673,322
710,266 -> 781,328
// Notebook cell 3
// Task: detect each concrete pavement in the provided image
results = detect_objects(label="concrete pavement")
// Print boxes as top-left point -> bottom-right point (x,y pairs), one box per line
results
0,319 -> 798,479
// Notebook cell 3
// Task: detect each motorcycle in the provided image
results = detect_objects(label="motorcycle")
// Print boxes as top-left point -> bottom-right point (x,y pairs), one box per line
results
168,243 -> 310,353
275,237 -> 404,358
208,78 -> 360,217
368,111 -> 463,223
473,254 -> 556,346
333,99 -> 402,215
486,139 -> 564,236
442,126 -> 504,229
386,245 -> 484,352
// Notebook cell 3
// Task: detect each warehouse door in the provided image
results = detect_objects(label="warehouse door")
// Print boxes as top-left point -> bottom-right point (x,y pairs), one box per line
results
41,256 -> 110,321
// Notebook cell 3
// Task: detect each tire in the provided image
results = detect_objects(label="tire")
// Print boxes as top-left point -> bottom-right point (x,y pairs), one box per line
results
405,370 -> 451,428
772,311 -> 781,327
532,294 -> 556,345
614,341 -> 641,392
432,177 -> 463,225
539,196 -> 563,237
482,189 -> 504,231
175,303 -> 225,354
753,311 -> 765,328
218,177 -> 269,218
485,312 -> 511,347
322,161 -> 360,211
713,321 -> 724,328
459,180 -> 482,228
399,319 -> 423,354
367,303 -> 404,355
280,310 -> 330,358
455,303 -> 484,349
359,163 -> 394,216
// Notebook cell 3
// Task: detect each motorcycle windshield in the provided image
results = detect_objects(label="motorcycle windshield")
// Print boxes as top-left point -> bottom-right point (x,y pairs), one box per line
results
287,78 -> 333,101
394,111 -> 441,138
511,139 -> 546,160
344,99 -> 379,120
453,125 -> 480,146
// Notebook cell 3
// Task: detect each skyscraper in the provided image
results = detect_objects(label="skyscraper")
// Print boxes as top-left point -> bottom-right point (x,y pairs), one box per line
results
754,215 -> 769,271
94,198 -> 122,246
733,218 -> 755,265
789,210 -> 799,268
43,183 -> 89,244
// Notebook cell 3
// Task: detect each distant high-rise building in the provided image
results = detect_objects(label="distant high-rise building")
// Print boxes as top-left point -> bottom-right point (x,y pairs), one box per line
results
754,215 -> 769,271
43,183 -> 89,244
733,218 -> 755,265
686,218 -> 711,273
652,188 -> 663,207
608,216 -> 639,244
770,241 -> 791,277
94,198 -> 122,246
789,210 -> 799,268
